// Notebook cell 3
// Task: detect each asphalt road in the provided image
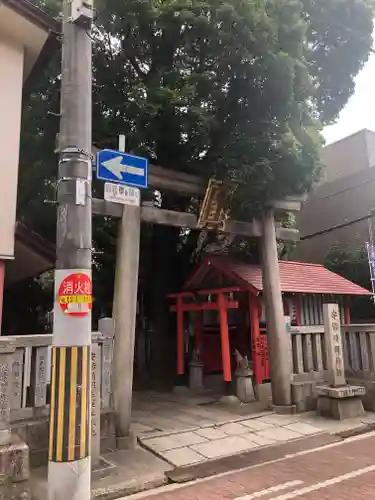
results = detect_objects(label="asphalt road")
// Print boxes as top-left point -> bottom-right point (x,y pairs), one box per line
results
126,431 -> 375,500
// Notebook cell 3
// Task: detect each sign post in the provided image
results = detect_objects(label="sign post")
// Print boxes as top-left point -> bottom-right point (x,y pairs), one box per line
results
96,137 -> 147,442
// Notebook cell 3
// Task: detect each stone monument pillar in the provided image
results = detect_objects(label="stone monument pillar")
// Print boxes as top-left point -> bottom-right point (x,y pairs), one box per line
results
0,339 -> 13,446
316,304 -> 365,420
0,338 -> 29,491
189,351 -> 204,392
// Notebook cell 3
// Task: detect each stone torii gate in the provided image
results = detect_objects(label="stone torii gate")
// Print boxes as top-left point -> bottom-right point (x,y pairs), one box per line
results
91,150 -> 304,441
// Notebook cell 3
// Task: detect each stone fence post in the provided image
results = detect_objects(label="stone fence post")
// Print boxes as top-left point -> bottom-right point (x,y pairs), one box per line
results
0,338 -> 15,445
98,318 -> 115,409
91,343 -> 101,464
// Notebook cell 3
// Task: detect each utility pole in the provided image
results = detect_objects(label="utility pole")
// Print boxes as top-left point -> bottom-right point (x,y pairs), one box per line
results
48,0 -> 94,499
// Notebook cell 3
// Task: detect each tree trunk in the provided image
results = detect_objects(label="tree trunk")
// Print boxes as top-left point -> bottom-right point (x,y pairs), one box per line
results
147,224 -> 183,388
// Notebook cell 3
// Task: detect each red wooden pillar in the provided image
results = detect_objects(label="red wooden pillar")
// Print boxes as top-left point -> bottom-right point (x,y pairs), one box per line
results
176,295 -> 184,375
345,300 -> 351,325
249,294 -> 262,384
295,296 -> 301,326
218,293 -> 232,382
194,310 -> 203,352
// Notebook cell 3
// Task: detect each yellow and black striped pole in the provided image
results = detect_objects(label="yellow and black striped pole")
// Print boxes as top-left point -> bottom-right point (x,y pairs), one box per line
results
48,0 -> 93,498
49,346 -> 90,463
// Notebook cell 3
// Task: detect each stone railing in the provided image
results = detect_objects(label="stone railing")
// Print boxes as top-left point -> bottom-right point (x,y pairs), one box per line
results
290,326 -> 327,382
0,318 -> 115,468
290,323 -> 375,412
341,325 -> 375,380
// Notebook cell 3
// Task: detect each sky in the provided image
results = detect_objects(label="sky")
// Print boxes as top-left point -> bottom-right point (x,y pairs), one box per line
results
323,51 -> 375,145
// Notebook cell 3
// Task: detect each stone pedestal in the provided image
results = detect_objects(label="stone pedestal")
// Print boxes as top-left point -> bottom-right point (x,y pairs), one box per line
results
235,369 -> 255,403
189,361 -> 204,392
316,385 -> 365,420
316,304 -> 366,420
0,435 -> 29,484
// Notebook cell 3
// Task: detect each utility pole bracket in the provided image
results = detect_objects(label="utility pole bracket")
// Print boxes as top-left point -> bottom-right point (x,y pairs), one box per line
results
69,0 -> 94,26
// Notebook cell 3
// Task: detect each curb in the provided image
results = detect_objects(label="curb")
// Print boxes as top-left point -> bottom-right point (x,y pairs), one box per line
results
92,473 -> 168,500
166,433 -> 341,483
334,422 -> 375,439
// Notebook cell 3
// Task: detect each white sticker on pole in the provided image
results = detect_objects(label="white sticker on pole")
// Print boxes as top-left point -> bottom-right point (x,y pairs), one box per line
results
104,182 -> 140,206
76,179 -> 86,206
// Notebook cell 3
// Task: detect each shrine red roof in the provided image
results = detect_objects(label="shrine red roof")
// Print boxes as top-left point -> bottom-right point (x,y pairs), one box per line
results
184,257 -> 372,296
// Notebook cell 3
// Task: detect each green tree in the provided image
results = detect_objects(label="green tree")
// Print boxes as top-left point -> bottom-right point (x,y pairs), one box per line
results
14,0 -> 375,372
302,0 -> 374,124
91,0 -> 374,381
324,243 -> 374,321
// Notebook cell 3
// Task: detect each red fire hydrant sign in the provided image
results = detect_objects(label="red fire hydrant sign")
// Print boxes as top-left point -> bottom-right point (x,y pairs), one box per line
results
57,273 -> 92,317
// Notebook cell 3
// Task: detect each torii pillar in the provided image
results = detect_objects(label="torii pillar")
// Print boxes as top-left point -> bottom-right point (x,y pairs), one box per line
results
260,210 -> 292,410
112,204 -> 141,444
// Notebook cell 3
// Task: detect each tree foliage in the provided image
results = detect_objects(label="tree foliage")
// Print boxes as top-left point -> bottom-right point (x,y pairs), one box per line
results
93,0 -> 374,214
302,0 -> 374,124
12,0 -> 375,341
94,0 -> 317,214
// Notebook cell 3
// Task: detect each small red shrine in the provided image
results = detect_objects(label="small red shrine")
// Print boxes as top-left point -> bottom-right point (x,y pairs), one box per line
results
169,257 -> 371,389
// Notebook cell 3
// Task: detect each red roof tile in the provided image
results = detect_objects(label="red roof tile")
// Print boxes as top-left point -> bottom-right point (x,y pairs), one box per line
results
186,257 -> 371,296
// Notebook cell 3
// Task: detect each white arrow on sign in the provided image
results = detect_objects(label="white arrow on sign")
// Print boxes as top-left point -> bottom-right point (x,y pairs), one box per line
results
102,156 -> 144,179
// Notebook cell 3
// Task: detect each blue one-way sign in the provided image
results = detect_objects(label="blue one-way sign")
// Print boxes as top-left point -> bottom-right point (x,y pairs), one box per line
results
96,149 -> 148,189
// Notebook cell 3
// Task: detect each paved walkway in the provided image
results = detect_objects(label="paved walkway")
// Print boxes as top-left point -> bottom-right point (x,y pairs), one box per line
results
139,414 -> 322,467
132,391 -> 375,468
132,390 -> 269,437
123,431 -> 375,500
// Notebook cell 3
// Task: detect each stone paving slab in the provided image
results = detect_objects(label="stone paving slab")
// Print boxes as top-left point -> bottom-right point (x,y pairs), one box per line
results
195,427 -> 228,440
260,413 -> 300,425
244,433 -> 277,446
190,435 -> 257,459
240,418 -> 276,431
162,447 -> 206,466
132,390 -> 271,438
254,426 -> 303,442
139,415 -> 323,467
284,421 -> 324,435
214,422 -> 249,435
143,432 -> 208,452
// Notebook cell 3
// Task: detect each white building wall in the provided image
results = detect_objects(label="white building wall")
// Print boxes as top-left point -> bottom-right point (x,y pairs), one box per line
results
0,35 -> 24,259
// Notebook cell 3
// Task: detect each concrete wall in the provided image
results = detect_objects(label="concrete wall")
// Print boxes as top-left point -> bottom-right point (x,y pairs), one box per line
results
320,130 -> 375,185
297,131 -> 375,263
0,36 -> 24,260
0,3 -> 52,263
297,166 -> 375,262
13,411 -> 116,469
